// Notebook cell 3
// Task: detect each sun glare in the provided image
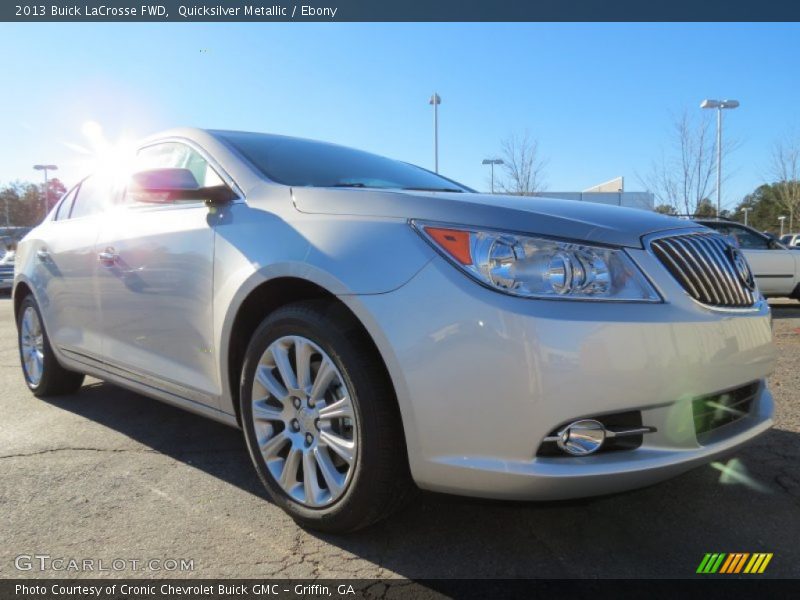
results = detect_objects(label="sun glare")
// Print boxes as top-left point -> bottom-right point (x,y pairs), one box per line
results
60,120 -> 138,186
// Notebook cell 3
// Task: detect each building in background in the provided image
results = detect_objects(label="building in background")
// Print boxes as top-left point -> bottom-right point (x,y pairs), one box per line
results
535,176 -> 654,211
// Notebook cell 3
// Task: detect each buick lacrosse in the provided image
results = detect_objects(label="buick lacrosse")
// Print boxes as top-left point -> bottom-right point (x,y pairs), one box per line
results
14,129 -> 776,531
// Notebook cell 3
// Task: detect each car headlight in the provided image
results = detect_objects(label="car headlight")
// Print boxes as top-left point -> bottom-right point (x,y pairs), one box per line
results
413,221 -> 660,302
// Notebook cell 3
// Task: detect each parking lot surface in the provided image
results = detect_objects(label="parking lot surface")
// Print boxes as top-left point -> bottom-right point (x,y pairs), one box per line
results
1,296 -> 798,579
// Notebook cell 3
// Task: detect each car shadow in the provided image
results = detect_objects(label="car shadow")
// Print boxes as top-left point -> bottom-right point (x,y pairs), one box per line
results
41,380 -> 800,578
43,381 -> 265,497
769,300 -> 800,320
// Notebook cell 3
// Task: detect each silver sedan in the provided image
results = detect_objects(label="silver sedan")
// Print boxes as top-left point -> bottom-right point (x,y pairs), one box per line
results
13,128 -> 776,531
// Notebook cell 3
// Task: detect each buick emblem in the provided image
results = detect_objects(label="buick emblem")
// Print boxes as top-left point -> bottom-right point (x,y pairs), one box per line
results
727,246 -> 756,291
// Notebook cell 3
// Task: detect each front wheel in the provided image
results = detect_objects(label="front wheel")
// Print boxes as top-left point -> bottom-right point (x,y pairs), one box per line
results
239,301 -> 412,532
17,295 -> 85,397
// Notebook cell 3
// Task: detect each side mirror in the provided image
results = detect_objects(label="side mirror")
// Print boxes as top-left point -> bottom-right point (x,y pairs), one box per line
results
128,168 -> 237,205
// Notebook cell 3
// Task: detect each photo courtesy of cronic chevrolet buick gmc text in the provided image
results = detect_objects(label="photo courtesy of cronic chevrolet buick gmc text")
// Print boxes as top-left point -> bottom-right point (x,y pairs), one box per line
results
13,129 -> 777,532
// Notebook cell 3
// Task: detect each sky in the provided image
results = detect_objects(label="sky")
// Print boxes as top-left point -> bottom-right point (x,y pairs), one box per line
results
0,22 -> 798,210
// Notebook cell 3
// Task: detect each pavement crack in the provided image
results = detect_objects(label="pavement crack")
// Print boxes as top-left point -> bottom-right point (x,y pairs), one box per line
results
0,447 -> 157,459
0,446 -> 246,460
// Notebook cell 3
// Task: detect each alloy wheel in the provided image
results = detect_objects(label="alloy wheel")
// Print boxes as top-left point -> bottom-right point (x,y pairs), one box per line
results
20,306 -> 45,386
251,335 -> 357,507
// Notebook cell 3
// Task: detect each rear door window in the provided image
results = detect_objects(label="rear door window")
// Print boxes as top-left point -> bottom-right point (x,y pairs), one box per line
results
69,176 -> 108,219
54,185 -> 79,221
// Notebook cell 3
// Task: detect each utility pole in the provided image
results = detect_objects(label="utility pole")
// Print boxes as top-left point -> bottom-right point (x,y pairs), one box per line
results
700,99 -> 739,216
33,164 -> 58,222
429,93 -> 441,173
482,158 -> 504,193
742,207 -> 752,227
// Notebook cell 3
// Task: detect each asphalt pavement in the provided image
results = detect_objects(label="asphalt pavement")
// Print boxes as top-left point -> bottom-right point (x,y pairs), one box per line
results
1,295 -> 798,580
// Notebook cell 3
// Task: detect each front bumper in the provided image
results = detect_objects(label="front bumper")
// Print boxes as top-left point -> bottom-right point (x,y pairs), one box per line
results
346,249 -> 776,500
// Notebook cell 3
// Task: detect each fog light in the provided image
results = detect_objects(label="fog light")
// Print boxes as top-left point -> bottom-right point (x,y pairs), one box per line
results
556,419 -> 606,456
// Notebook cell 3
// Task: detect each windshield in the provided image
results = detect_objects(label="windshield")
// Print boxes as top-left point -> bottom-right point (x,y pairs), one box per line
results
214,131 -> 470,192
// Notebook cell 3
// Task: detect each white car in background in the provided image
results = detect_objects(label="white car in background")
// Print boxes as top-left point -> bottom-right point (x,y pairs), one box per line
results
780,233 -> 800,248
0,249 -> 15,291
695,219 -> 800,300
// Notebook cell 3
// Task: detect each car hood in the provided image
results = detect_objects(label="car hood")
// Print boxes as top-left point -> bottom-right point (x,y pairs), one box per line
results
291,188 -> 700,248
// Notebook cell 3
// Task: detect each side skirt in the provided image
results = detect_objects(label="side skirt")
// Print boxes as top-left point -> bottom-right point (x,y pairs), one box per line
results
57,346 -> 240,429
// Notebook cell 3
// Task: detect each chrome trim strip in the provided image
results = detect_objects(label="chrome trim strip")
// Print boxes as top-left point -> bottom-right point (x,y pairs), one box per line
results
695,236 -> 738,304
59,346 -> 216,406
542,425 -> 656,444
707,236 -> 753,305
605,426 -> 657,439
684,235 -> 732,304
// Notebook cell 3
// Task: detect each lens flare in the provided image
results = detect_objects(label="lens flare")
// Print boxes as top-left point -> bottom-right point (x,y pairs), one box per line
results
72,120 -> 138,186
711,458 -> 771,493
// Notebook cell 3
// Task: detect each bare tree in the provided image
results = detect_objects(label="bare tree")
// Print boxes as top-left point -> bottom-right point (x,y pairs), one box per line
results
770,134 -> 800,232
639,110 -> 734,215
497,131 -> 547,196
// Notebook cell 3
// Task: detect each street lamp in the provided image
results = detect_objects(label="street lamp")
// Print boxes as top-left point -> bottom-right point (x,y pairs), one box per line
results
429,93 -> 441,173
779,215 -> 787,237
700,99 -> 739,217
33,164 -> 58,222
482,158 -> 504,194
741,206 -> 752,227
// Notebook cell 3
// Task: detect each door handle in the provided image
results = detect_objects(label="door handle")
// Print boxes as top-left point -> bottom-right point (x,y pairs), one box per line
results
98,248 -> 119,266
36,248 -> 50,262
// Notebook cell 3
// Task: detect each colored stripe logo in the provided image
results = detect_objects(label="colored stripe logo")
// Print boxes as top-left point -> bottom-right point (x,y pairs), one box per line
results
697,553 -> 773,574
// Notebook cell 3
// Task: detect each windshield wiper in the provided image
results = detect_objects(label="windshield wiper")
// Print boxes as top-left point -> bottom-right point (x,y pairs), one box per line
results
401,186 -> 464,193
331,182 -> 368,188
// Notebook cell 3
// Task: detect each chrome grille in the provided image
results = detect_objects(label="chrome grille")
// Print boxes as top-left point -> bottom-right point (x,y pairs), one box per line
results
650,232 -> 756,307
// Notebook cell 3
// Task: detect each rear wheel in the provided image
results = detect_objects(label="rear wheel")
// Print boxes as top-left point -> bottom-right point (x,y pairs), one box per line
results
239,301 -> 412,532
17,295 -> 85,397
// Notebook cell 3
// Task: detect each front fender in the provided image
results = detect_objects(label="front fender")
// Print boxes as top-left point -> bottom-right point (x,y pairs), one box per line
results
211,202 -> 435,415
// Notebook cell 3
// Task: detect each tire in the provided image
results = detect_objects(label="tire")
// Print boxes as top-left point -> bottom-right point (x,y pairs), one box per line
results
17,294 -> 85,397
239,300 -> 413,532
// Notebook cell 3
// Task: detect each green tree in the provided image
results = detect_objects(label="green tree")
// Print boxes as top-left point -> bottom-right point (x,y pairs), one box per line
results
0,177 -> 66,227
732,184 -> 783,234
655,204 -> 677,215
46,178 -> 66,213
695,198 -> 717,217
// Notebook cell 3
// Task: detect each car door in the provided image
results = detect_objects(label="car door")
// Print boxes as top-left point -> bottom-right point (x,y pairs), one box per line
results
717,224 -> 797,296
95,141 -> 220,406
34,179 -> 105,362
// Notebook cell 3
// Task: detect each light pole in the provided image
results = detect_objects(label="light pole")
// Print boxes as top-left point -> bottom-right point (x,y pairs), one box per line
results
33,164 -> 58,222
482,158 -> 504,194
779,216 -> 786,237
700,99 -> 739,217
742,206 -> 752,227
429,93 -> 441,173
